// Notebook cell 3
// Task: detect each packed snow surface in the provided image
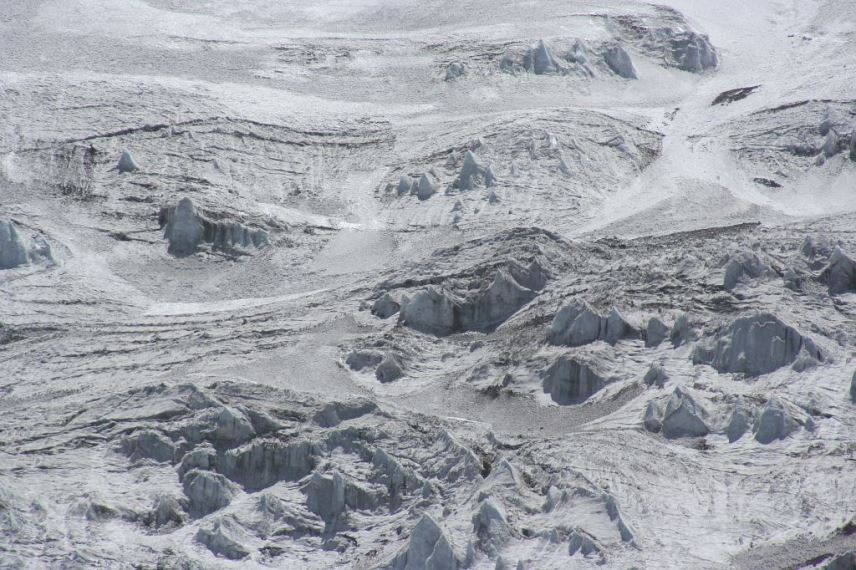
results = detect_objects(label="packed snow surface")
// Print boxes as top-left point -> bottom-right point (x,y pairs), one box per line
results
2,0 -> 856,569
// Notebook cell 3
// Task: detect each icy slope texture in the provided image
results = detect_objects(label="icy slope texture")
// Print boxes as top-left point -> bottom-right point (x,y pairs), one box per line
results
3,0 -> 856,569
377,109 -> 662,232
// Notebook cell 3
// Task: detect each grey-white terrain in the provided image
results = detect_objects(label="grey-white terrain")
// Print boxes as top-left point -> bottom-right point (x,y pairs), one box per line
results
2,1 -> 856,568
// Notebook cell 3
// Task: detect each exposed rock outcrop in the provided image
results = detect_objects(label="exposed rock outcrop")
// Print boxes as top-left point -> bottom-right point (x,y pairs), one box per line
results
712,86 -> 759,106
160,197 -> 269,256
692,313 -> 821,376
604,45 -> 637,79
547,300 -> 639,347
542,356 -> 607,404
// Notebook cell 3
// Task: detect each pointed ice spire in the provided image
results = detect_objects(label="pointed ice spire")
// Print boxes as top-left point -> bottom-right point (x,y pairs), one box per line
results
822,129 -> 839,157
559,154 -> 572,176
528,39 -> 559,75
117,149 -> 139,173
568,39 -> 588,64
164,197 -> 203,256
604,45 -> 637,79
416,173 -> 437,200
0,220 -> 28,269
484,166 -> 496,187
396,175 -> 413,196
457,150 -> 494,191
850,130 -> 856,161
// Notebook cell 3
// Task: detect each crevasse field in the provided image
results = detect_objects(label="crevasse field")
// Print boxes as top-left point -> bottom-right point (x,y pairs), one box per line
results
2,1 -> 856,568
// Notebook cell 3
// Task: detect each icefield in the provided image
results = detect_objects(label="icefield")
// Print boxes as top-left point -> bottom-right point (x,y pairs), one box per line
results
2,0 -> 856,568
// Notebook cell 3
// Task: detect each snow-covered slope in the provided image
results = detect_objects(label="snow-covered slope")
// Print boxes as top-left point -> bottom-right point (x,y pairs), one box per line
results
2,0 -> 856,568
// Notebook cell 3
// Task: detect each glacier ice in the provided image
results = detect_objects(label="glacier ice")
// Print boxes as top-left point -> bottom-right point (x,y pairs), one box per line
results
645,317 -> 670,347
646,386 -> 711,439
604,45 -> 637,79
0,220 -> 29,270
820,247 -> 856,295
547,300 -> 639,347
692,313 -> 821,376
160,197 -> 269,255
542,356 -> 607,404
117,149 -> 140,173
385,515 -> 462,570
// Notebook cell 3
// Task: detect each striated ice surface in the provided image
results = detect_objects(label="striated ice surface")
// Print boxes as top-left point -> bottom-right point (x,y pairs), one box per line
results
4,1 -> 856,569
693,313 -> 821,377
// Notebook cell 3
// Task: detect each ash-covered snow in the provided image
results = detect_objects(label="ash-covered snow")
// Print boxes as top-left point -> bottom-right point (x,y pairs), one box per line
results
3,0 -> 856,569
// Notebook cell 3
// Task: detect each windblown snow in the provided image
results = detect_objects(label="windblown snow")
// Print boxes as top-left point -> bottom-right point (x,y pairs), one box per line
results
2,0 -> 856,569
